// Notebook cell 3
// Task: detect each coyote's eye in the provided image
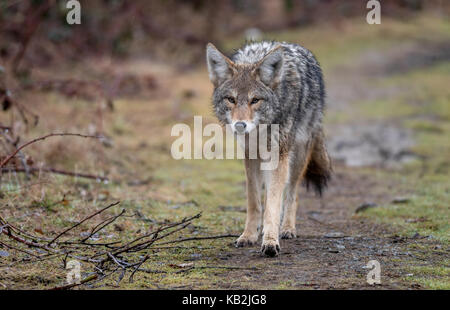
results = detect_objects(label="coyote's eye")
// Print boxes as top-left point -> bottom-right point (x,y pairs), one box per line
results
250,98 -> 260,105
226,97 -> 236,104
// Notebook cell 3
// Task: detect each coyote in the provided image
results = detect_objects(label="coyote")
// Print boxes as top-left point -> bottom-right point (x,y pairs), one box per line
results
206,41 -> 331,257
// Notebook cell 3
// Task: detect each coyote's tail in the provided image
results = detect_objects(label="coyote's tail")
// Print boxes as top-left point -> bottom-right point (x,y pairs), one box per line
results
303,130 -> 332,196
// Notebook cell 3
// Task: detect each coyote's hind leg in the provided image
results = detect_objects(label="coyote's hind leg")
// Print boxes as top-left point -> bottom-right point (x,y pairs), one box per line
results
281,144 -> 311,239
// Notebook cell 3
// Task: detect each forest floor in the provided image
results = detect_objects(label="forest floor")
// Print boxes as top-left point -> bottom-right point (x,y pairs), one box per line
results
0,14 -> 448,289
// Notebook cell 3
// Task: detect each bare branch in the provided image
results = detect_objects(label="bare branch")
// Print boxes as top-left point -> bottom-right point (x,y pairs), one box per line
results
47,201 -> 120,246
50,274 -> 98,290
0,133 -> 102,169
2,167 -> 109,181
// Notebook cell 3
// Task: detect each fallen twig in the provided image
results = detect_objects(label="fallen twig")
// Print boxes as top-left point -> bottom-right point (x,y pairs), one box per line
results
109,213 -> 201,256
2,167 -> 109,181
50,274 -> 98,290
0,209 -> 238,288
80,209 -> 126,242
0,132 -> 102,169
0,240 -> 40,258
48,201 -> 120,246
155,234 -> 239,246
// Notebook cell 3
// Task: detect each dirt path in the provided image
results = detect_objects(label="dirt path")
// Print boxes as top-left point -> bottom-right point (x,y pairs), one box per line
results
206,166 -> 434,289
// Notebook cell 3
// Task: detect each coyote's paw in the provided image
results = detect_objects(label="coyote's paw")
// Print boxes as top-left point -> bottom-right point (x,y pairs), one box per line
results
261,239 -> 280,257
235,234 -> 258,247
280,228 -> 297,239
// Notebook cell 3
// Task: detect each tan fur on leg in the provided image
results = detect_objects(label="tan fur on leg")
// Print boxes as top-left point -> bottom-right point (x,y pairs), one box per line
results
280,143 -> 312,239
261,155 -> 289,256
235,158 -> 262,247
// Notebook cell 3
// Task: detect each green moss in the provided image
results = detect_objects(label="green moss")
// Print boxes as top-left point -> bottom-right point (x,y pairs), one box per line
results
403,265 -> 450,289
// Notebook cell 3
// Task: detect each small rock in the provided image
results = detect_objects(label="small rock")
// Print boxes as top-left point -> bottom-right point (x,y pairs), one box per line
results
190,253 -> 202,260
169,262 -> 193,268
391,235 -> 407,243
406,217 -> 428,223
392,197 -> 410,204
99,135 -> 114,148
324,232 -> 345,238
0,250 -> 9,257
411,232 -> 422,239
97,193 -> 108,201
355,202 -> 377,213
114,224 -> 124,232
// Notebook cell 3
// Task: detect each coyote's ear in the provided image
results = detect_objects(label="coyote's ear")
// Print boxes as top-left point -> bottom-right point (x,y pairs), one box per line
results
255,46 -> 284,88
206,43 -> 234,87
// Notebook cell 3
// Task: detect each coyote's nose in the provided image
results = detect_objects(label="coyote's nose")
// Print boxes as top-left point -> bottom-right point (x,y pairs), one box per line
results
234,122 -> 247,133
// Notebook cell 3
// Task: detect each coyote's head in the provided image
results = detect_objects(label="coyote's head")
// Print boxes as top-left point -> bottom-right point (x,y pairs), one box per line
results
206,43 -> 284,134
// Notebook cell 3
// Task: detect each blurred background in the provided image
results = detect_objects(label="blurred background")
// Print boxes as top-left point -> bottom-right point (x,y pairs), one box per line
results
1,0 -> 448,169
0,0 -> 449,289
1,0 -> 449,67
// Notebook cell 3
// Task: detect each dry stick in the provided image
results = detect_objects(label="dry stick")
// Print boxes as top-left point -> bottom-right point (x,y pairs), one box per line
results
80,209 -> 126,242
175,266 -> 195,274
0,240 -> 40,258
128,254 -> 150,283
0,224 -> 97,263
1,225 -> 45,248
87,267 -> 120,288
0,133 -> 102,168
59,240 -> 121,248
155,234 -> 239,246
147,245 -> 214,250
19,253 -> 65,265
96,217 -> 198,267
111,213 -> 201,254
12,99 -> 39,126
11,0 -> 55,74
50,274 -> 98,291
107,252 -> 128,269
118,221 -> 192,255
48,201 -> 120,246
0,131 -> 31,179
3,211 -> 210,286
0,215 -> 52,242
121,233 -> 238,275
191,265 -> 259,270
174,265 -> 260,274
2,167 -> 109,181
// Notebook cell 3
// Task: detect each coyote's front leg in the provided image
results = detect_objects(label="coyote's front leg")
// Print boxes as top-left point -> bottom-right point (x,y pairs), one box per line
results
261,155 -> 289,257
235,158 -> 262,247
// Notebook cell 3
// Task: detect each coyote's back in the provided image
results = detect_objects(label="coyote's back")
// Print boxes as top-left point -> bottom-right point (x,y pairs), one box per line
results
232,41 -> 330,193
